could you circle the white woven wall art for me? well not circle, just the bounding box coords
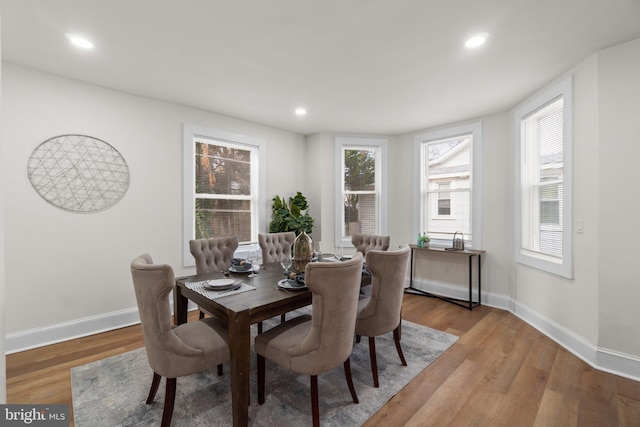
[27,134,130,213]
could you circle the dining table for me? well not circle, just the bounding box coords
[174,256,369,427]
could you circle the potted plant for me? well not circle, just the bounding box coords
[418,233,431,248]
[270,192,315,272]
[269,192,314,235]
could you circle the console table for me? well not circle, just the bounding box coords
[404,244,485,310]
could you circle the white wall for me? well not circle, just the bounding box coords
[0,15,7,401]
[1,63,305,338]
[513,54,601,348]
[393,112,514,302]
[392,38,640,378]
[598,37,640,357]
[306,132,399,254]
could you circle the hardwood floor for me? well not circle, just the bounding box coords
[6,295,640,426]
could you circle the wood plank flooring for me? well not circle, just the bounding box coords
[6,294,640,426]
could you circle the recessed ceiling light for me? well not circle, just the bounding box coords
[295,108,307,116]
[465,33,488,49]
[65,33,94,49]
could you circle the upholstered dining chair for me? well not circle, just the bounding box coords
[351,233,391,255]
[131,254,230,427]
[258,232,296,263]
[355,246,411,387]
[351,234,390,297]
[258,232,296,329]
[189,236,239,319]
[255,252,364,427]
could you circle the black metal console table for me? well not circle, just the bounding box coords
[404,244,485,310]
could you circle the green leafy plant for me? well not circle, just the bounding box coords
[418,233,431,248]
[269,192,314,235]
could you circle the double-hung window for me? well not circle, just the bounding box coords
[415,122,482,248]
[335,137,388,247]
[515,77,573,278]
[183,124,265,266]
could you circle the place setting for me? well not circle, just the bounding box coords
[229,257,255,274]
[277,255,308,291]
[203,278,242,292]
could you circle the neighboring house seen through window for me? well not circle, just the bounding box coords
[415,122,482,249]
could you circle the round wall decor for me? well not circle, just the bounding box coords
[27,134,130,213]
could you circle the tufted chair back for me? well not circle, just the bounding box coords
[258,232,296,263]
[351,234,390,255]
[189,237,239,274]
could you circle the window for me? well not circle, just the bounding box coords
[515,77,573,278]
[335,137,388,246]
[437,182,451,216]
[183,125,265,266]
[415,122,482,248]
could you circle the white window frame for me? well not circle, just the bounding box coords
[514,77,573,279]
[183,124,266,267]
[414,122,483,248]
[334,137,388,248]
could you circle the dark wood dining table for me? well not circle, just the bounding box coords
[174,257,371,427]
[173,261,312,427]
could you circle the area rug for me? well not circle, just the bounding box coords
[71,310,458,426]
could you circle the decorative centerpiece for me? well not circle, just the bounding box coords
[269,192,315,273]
[293,230,313,273]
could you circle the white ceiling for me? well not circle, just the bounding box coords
[2,0,640,135]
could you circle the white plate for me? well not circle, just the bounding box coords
[277,279,307,291]
[204,278,237,290]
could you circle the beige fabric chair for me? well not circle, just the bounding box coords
[258,232,296,328]
[189,236,239,274]
[131,254,230,427]
[352,234,390,297]
[189,236,239,319]
[351,233,391,255]
[255,253,364,427]
[258,232,296,263]
[355,246,411,387]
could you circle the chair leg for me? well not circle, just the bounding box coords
[199,310,205,320]
[281,313,286,323]
[258,321,263,334]
[310,375,319,427]
[343,358,359,404]
[257,354,266,404]
[368,336,379,388]
[217,363,223,376]
[393,326,408,366]
[146,372,162,404]
[161,378,177,427]
[356,334,361,343]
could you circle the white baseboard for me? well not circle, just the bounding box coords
[512,300,640,382]
[4,307,141,354]
[408,278,640,382]
[6,280,640,382]
[3,301,201,354]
